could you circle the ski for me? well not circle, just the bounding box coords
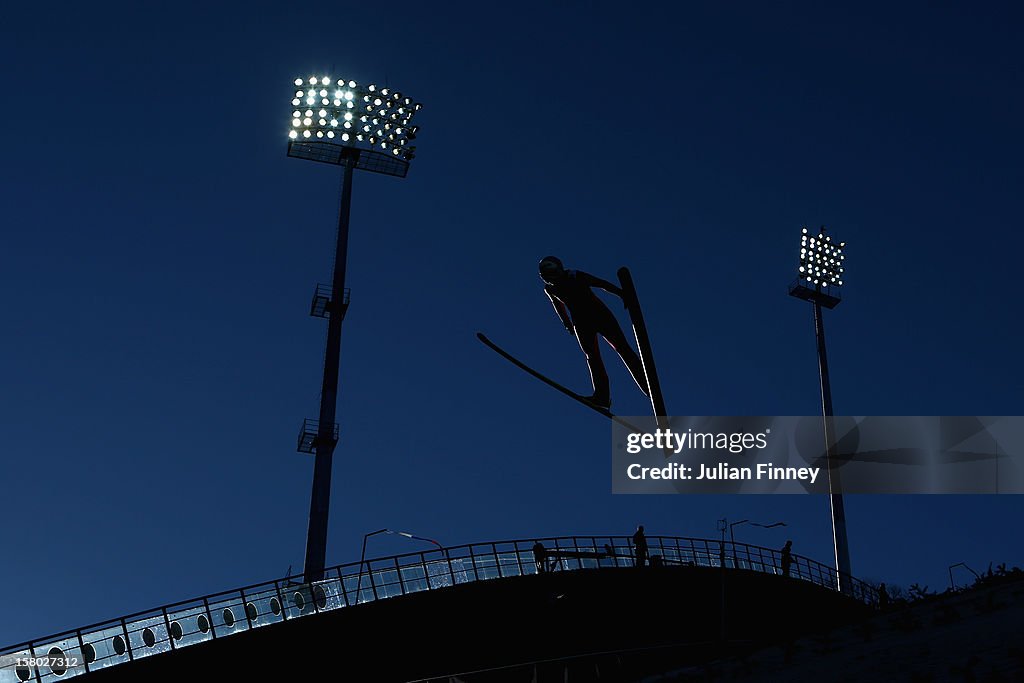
[477,332,643,433]
[617,267,671,435]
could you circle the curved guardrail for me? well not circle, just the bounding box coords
[0,535,877,681]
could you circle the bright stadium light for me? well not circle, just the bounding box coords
[788,225,853,594]
[286,73,423,585]
[286,74,423,165]
[791,226,845,309]
[798,228,845,288]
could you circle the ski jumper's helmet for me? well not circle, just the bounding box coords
[539,256,563,280]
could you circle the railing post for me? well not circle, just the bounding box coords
[418,553,429,590]
[119,619,135,661]
[395,557,406,595]
[240,588,256,628]
[514,541,526,576]
[493,544,503,578]
[336,569,351,608]
[76,630,91,674]
[161,607,175,650]
[445,548,457,587]
[307,584,318,615]
[202,598,217,639]
[367,562,380,601]
[468,545,480,581]
[274,580,289,619]
[29,642,42,683]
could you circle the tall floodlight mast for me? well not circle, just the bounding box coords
[787,226,852,592]
[286,74,423,583]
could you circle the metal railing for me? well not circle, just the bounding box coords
[0,535,876,681]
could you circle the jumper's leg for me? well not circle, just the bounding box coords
[600,323,650,398]
[575,326,610,406]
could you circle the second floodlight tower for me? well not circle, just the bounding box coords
[787,226,852,591]
[286,74,423,583]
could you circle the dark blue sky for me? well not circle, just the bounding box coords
[2,2,1022,645]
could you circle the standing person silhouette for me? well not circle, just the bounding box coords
[780,540,793,577]
[877,582,890,610]
[532,540,548,574]
[539,256,649,409]
[632,525,649,568]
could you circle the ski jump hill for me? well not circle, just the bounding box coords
[2,534,877,682]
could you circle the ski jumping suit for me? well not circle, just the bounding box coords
[543,269,649,405]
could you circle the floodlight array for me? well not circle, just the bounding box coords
[798,227,846,287]
[287,75,422,160]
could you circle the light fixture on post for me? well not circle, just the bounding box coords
[286,74,424,585]
[788,226,852,592]
[354,529,443,603]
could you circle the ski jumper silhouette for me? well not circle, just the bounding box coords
[539,256,649,408]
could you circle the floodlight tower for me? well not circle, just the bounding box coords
[286,74,423,584]
[787,226,852,592]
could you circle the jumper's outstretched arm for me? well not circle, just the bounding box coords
[544,287,574,332]
[577,270,623,297]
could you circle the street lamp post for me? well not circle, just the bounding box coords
[355,528,443,603]
[729,519,787,566]
[788,226,852,591]
[286,74,424,584]
[717,518,727,642]
[728,519,747,560]
[948,562,980,590]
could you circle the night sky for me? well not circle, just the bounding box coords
[2,2,1023,646]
